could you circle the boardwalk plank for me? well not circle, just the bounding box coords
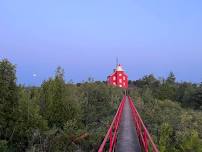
[115,97,141,152]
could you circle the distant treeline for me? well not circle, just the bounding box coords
[0,59,202,152]
[128,73,202,110]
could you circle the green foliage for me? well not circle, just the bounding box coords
[0,59,18,141]
[1,58,202,151]
[78,82,122,151]
[190,88,202,109]
[159,123,173,152]
[166,72,176,85]
[142,87,155,103]
[181,130,202,152]
[176,82,196,105]
[131,72,202,109]
[40,67,80,128]
[133,74,159,88]
[135,91,202,152]
[12,88,48,151]
[0,140,8,152]
[158,83,176,100]
[80,83,121,125]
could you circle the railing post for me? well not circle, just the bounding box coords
[110,129,112,146]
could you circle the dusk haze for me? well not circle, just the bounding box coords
[1,0,202,85]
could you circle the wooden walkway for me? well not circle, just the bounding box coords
[115,97,141,152]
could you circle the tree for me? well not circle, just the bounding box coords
[0,59,18,144]
[55,66,64,80]
[40,67,80,128]
[133,74,160,89]
[166,72,176,85]
[13,87,47,151]
[190,88,202,109]
[159,84,176,100]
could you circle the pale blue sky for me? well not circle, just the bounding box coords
[0,0,202,85]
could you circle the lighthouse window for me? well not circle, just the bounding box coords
[119,84,122,87]
[123,82,125,86]
[119,73,122,76]
[123,76,125,80]
[119,79,122,83]
[113,76,116,80]
[113,82,116,85]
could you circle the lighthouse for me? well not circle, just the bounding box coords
[107,64,128,89]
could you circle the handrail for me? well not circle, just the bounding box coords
[98,95,126,152]
[128,96,159,152]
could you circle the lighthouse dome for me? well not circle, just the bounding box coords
[116,64,124,71]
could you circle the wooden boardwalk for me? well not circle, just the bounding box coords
[115,97,141,152]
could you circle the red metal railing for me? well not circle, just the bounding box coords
[128,96,159,152]
[98,96,126,152]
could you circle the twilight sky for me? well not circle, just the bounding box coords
[0,0,202,85]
